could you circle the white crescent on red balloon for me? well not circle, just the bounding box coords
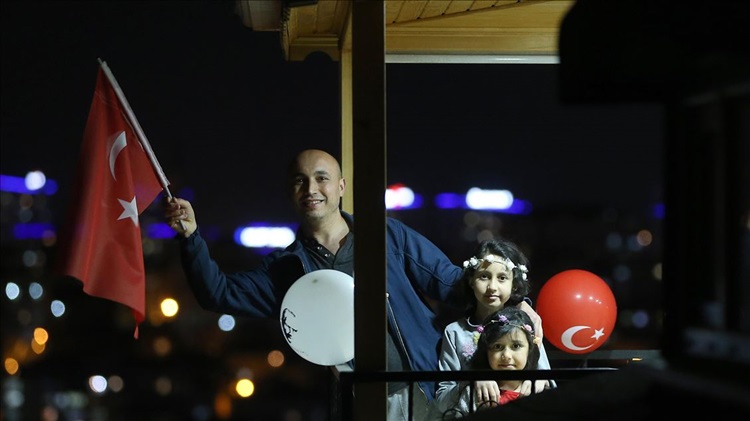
[560,325,606,352]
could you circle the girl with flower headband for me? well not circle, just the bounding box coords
[427,239,554,420]
[472,307,542,406]
[436,307,543,418]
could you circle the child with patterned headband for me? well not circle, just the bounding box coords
[472,307,543,404]
[426,239,554,420]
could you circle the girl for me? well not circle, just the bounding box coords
[436,307,543,419]
[427,239,553,420]
[472,306,542,407]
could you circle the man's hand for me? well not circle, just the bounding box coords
[516,300,544,340]
[163,197,197,238]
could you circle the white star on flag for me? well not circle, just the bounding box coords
[117,196,139,226]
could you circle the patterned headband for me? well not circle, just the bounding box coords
[462,255,529,280]
[477,313,542,346]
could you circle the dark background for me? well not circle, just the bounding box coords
[1,1,664,228]
[1,1,667,420]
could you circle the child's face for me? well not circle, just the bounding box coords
[486,328,530,371]
[471,255,514,315]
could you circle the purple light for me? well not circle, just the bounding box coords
[652,203,664,219]
[0,174,58,195]
[434,193,465,209]
[504,199,532,215]
[13,223,56,240]
[146,222,177,239]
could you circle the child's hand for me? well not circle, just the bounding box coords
[473,380,500,407]
[519,380,551,396]
[519,380,533,396]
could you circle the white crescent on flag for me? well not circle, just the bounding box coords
[108,131,127,180]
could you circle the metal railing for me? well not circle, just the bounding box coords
[330,349,662,420]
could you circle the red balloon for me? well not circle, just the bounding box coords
[536,269,617,354]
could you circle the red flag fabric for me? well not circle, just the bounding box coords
[59,66,163,337]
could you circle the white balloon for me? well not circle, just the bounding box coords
[280,269,354,366]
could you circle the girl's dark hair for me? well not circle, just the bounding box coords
[471,306,540,370]
[460,239,531,316]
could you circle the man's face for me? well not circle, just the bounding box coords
[288,151,345,222]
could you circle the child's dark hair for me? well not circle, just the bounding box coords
[460,239,531,316]
[471,306,540,370]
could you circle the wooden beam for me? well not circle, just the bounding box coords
[352,1,387,419]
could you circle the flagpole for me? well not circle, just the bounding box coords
[97,58,186,231]
[97,58,174,199]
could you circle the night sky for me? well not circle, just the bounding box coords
[2,0,665,235]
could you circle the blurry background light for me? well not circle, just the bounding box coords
[108,375,124,392]
[88,375,107,394]
[13,223,56,240]
[154,376,172,396]
[434,192,464,209]
[632,310,650,329]
[146,222,179,239]
[636,229,653,246]
[465,188,513,210]
[385,184,422,209]
[5,282,21,300]
[267,350,285,367]
[218,314,236,332]
[160,298,179,318]
[24,171,46,191]
[235,378,254,398]
[153,336,173,357]
[28,282,43,300]
[605,232,624,250]
[234,225,296,249]
[4,358,20,375]
[33,328,49,345]
[50,300,66,317]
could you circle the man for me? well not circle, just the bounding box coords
[164,149,541,420]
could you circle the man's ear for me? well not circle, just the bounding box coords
[339,177,346,196]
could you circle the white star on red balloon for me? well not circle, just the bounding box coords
[118,196,139,226]
[591,328,605,340]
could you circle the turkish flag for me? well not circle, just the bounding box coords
[59,66,164,338]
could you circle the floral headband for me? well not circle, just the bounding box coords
[477,314,542,346]
[462,254,528,280]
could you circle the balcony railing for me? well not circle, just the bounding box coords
[329,349,662,420]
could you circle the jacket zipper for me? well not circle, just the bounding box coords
[386,295,427,401]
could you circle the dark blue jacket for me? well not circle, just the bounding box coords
[179,211,464,400]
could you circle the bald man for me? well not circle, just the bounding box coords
[165,149,540,420]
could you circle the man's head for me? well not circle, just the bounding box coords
[287,149,346,222]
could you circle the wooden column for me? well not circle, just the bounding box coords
[352,0,387,420]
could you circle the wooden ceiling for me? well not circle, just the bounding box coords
[236,0,575,61]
